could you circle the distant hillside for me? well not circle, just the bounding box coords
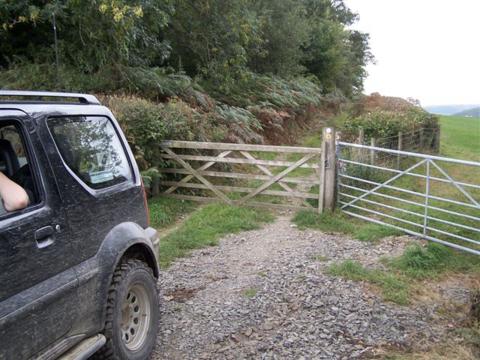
[424,104,479,115]
[454,107,480,118]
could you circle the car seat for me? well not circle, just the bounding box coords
[0,139,20,177]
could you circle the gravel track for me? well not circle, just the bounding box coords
[152,215,470,359]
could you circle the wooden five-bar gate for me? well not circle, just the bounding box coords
[158,128,336,212]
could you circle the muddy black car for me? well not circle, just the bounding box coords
[0,91,160,360]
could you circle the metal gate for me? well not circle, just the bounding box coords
[337,141,480,255]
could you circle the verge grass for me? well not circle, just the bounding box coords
[148,196,197,229]
[159,203,273,267]
[388,242,480,279]
[293,210,401,242]
[328,242,480,305]
[328,260,409,305]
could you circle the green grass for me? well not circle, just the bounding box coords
[439,115,480,160]
[389,242,480,279]
[282,127,323,177]
[328,260,409,305]
[159,203,274,267]
[329,242,480,305]
[295,132,323,148]
[250,151,278,161]
[243,288,258,298]
[293,210,401,242]
[148,196,196,229]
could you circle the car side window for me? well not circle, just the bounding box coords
[48,116,133,190]
[0,122,40,216]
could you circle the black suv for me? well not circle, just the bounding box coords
[0,91,160,360]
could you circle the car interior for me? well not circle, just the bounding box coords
[0,123,38,207]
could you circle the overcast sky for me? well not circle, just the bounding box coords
[344,0,480,106]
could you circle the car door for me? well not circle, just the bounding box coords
[0,112,79,360]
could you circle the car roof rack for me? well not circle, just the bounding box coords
[0,90,101,105]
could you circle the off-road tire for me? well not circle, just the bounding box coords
[94,259,159,360]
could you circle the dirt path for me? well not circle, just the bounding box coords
[152,216,474,359]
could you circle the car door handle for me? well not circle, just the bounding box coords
[35,226,55,248]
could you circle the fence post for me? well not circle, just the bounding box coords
[319,127,336,213]
[358,128,364,145]
[370,137,376,165]
[397,131,403,169]
[356,128,365,162]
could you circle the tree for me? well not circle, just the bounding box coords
[167,0,263,90]
[0,0,372,98]
[247,0,309,76]
[302,0,373,96]
[0,0,173,71]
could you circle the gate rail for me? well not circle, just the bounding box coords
[337,141,480,255]
[158,140,324,211]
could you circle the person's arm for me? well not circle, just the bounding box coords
[0,172,29,211]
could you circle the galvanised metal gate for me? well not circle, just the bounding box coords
[337,141,480,255]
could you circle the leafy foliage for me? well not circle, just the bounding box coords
[342,108,439,139]
[0,0,371,100]
[0,0,373,165]
[0,0,172,71]
[103,95,267,169]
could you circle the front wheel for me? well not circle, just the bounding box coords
[95,259,159,360]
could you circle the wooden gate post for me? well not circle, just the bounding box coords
[319,127,336,213]
[356,128,365,162]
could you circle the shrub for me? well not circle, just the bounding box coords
[104,96,216,168]
[342,108,439,140]
[103,95,269,170]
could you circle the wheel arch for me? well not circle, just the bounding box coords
[75,222,159,336]
[121,243,159,279]
[97,222,159,281]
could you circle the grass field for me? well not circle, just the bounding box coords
[439,115,480,161]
